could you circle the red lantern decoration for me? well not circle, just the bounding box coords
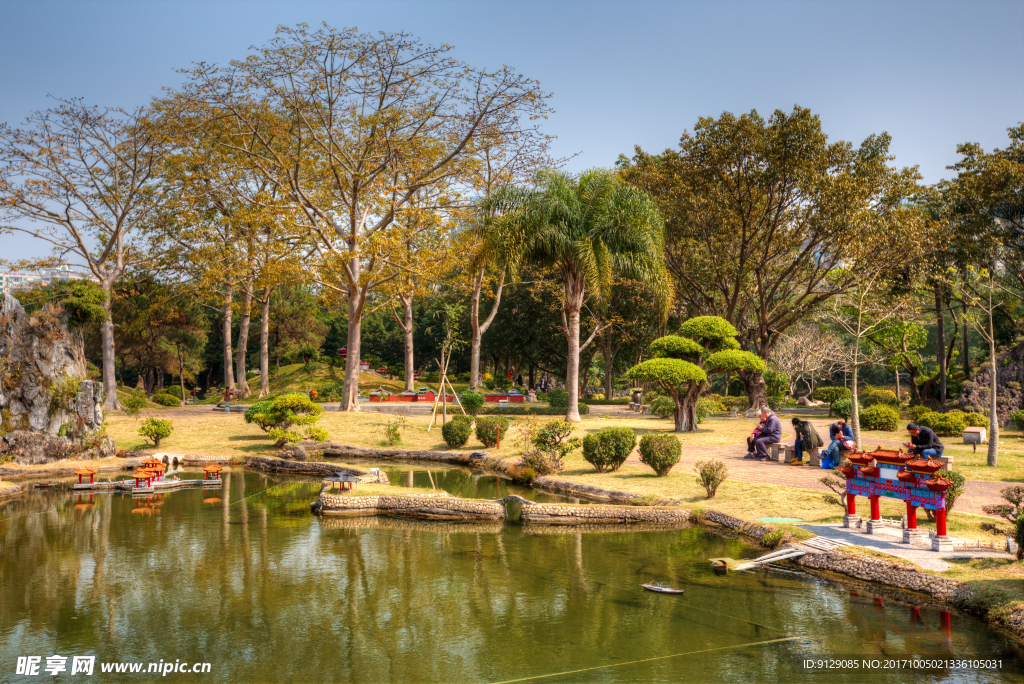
[338,347,347,358]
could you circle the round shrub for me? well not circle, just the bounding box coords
[860,388,899,407]
[121,391,147,418]
[1010,409,1024,431]
[859,404,900,431]
[918,411,967,437]
[962,412,989,428]
[650,396,674,419]
[813,386,851,404]
[244,393,325,443]
[475,416,511,448]
[138,417,173,447]
[831,398,852,421]
[906,405,935,423]
[582,427,636,473]
[164,385,183,399]
[460,391,485,416]
[441,417,472,448]
[547,388,569,408]
[638,434,681,477]
[151,393,179,407]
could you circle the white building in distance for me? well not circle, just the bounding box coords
[0,265,96,294]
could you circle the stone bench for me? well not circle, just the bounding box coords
[781,444,821,466]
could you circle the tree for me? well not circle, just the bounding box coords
[486,169,671,421]
[945,265,1003,466]
[0,100,163,410]
[770,325,843,397]
[175,24,552,411]
[627,316,765,432]
[865,319,928,403]
[622,106,924,408]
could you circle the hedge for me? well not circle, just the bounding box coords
[151,393,179,407]
[581,398,630,405]
[479,403,589,416]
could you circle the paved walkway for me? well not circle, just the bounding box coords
[799,524,1015,571]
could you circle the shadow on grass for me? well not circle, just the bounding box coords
[228,435,266,442]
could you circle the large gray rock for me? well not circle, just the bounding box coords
[960,343,1024,424]
[0,294,86,436]
[0,294,113,465]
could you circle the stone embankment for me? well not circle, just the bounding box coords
[0,482,23,499]
[519,501,690,525]
[313,491,505,521]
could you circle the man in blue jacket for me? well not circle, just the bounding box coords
[821,419,854,469]
[744,407,781,461]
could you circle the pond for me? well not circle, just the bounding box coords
[1,470,1021,683]
[357,461,582,502]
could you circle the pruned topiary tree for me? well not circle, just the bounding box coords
[626,316,765,432]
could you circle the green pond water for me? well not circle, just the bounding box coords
[1,470,1021,683]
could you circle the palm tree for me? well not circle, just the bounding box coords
[485,169,670,421]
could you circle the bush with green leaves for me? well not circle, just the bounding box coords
[961,412,989,428]
[859,404,900,431]
[1010,409,1024,431]
[547,388,569,408]
[813,386,851,405]
[460,391,485,416]
[151,393,179,407]
[721,396,748,411]
[480,404,589,416]
[831,398,852,421]
[860,388,899,407]
[944,470,967,512]
[138,417,173,447]
[442,415,473,448]
[121,391,147,419]
[694,459,728,498]
[475,416,511,448]
[638,434,681,476]
[917,411,967,437]
[906,405,935,423]
[163,385,183,399]
[582,427,636,473]
[650,395,675,419]
[695,396,723,422]
[244,393,325,444]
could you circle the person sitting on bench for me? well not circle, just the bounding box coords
[789,418,823,466]
[822,419,854,469]
[904,423,944,459]
[744,407,781,460]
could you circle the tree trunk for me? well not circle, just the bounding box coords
[400,293,415,392]
[987,282,999,467]
[99,281,120,411]
[739,370,767,410]
[894,367,901,404]
[223,285,235,391]
[340,280,366,412]
[850,364,862,447]
[906,365,921,403]
[674,383,703,432]
[235,280,253,399]
[935,286,946,403]
[564,275,585,422]
[259,286,271,398]
[603,332,615,399]
[469,268,503,391]
[178,348,186,407]
[962,299,970,377]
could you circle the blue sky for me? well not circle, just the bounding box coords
[2,0,1022,261]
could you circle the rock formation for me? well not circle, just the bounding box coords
[959,343,1024,425]
[0,294,113,464]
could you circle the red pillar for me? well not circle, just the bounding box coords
[869,495,880,521]
[910,606,922,624]
[78,474,83,485]
[846,493,856,515]
[940,611,951,633]
[935,506,947,537]
[906,501,917,529]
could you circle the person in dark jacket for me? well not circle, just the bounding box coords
[821,419,854,469]
[789,418,824,466]
[905,423,944,459]
[744,407,781,460]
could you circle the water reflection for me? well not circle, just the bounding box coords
[0,471,1020,683]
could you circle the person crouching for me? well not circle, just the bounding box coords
[905,423,944,459]
[789,418,824,466]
